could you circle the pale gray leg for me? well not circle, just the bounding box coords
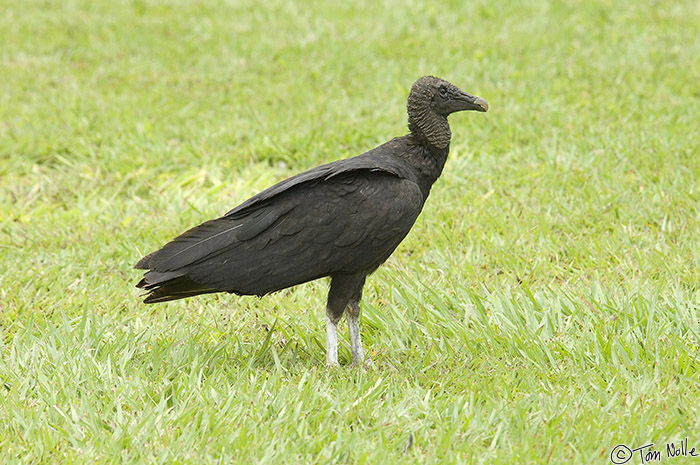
[326,273,366,367]
[346,301,364,366]
[326,313,340,367]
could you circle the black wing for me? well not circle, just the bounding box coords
[136,167,424,303]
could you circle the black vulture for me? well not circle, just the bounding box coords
[135,76,488,366]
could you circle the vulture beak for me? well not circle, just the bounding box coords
[450,89,489,112]
[455,91,489,112]
[472,96,489,112]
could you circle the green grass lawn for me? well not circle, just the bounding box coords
[2,0,700,463]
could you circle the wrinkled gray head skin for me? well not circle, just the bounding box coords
[407,76,488,149]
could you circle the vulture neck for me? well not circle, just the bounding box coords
[407,106,451,151]
[406,104,452,196]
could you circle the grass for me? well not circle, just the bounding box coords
[1,0,699,463]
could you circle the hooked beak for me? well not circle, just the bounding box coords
[455,91,489,112]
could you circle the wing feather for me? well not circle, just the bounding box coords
[136,164,424,301]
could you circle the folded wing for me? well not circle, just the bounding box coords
[136,169,424,303]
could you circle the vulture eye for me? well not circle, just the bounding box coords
[439,85,448,97]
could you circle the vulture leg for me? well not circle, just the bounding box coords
[325,314,339,367]
[326,273,366,367]
[346,298,364,366]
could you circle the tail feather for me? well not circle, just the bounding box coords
[137,273,220,304]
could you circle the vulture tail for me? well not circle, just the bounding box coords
[137,273,219,304]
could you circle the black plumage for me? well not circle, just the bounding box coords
[135,76,488,366]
